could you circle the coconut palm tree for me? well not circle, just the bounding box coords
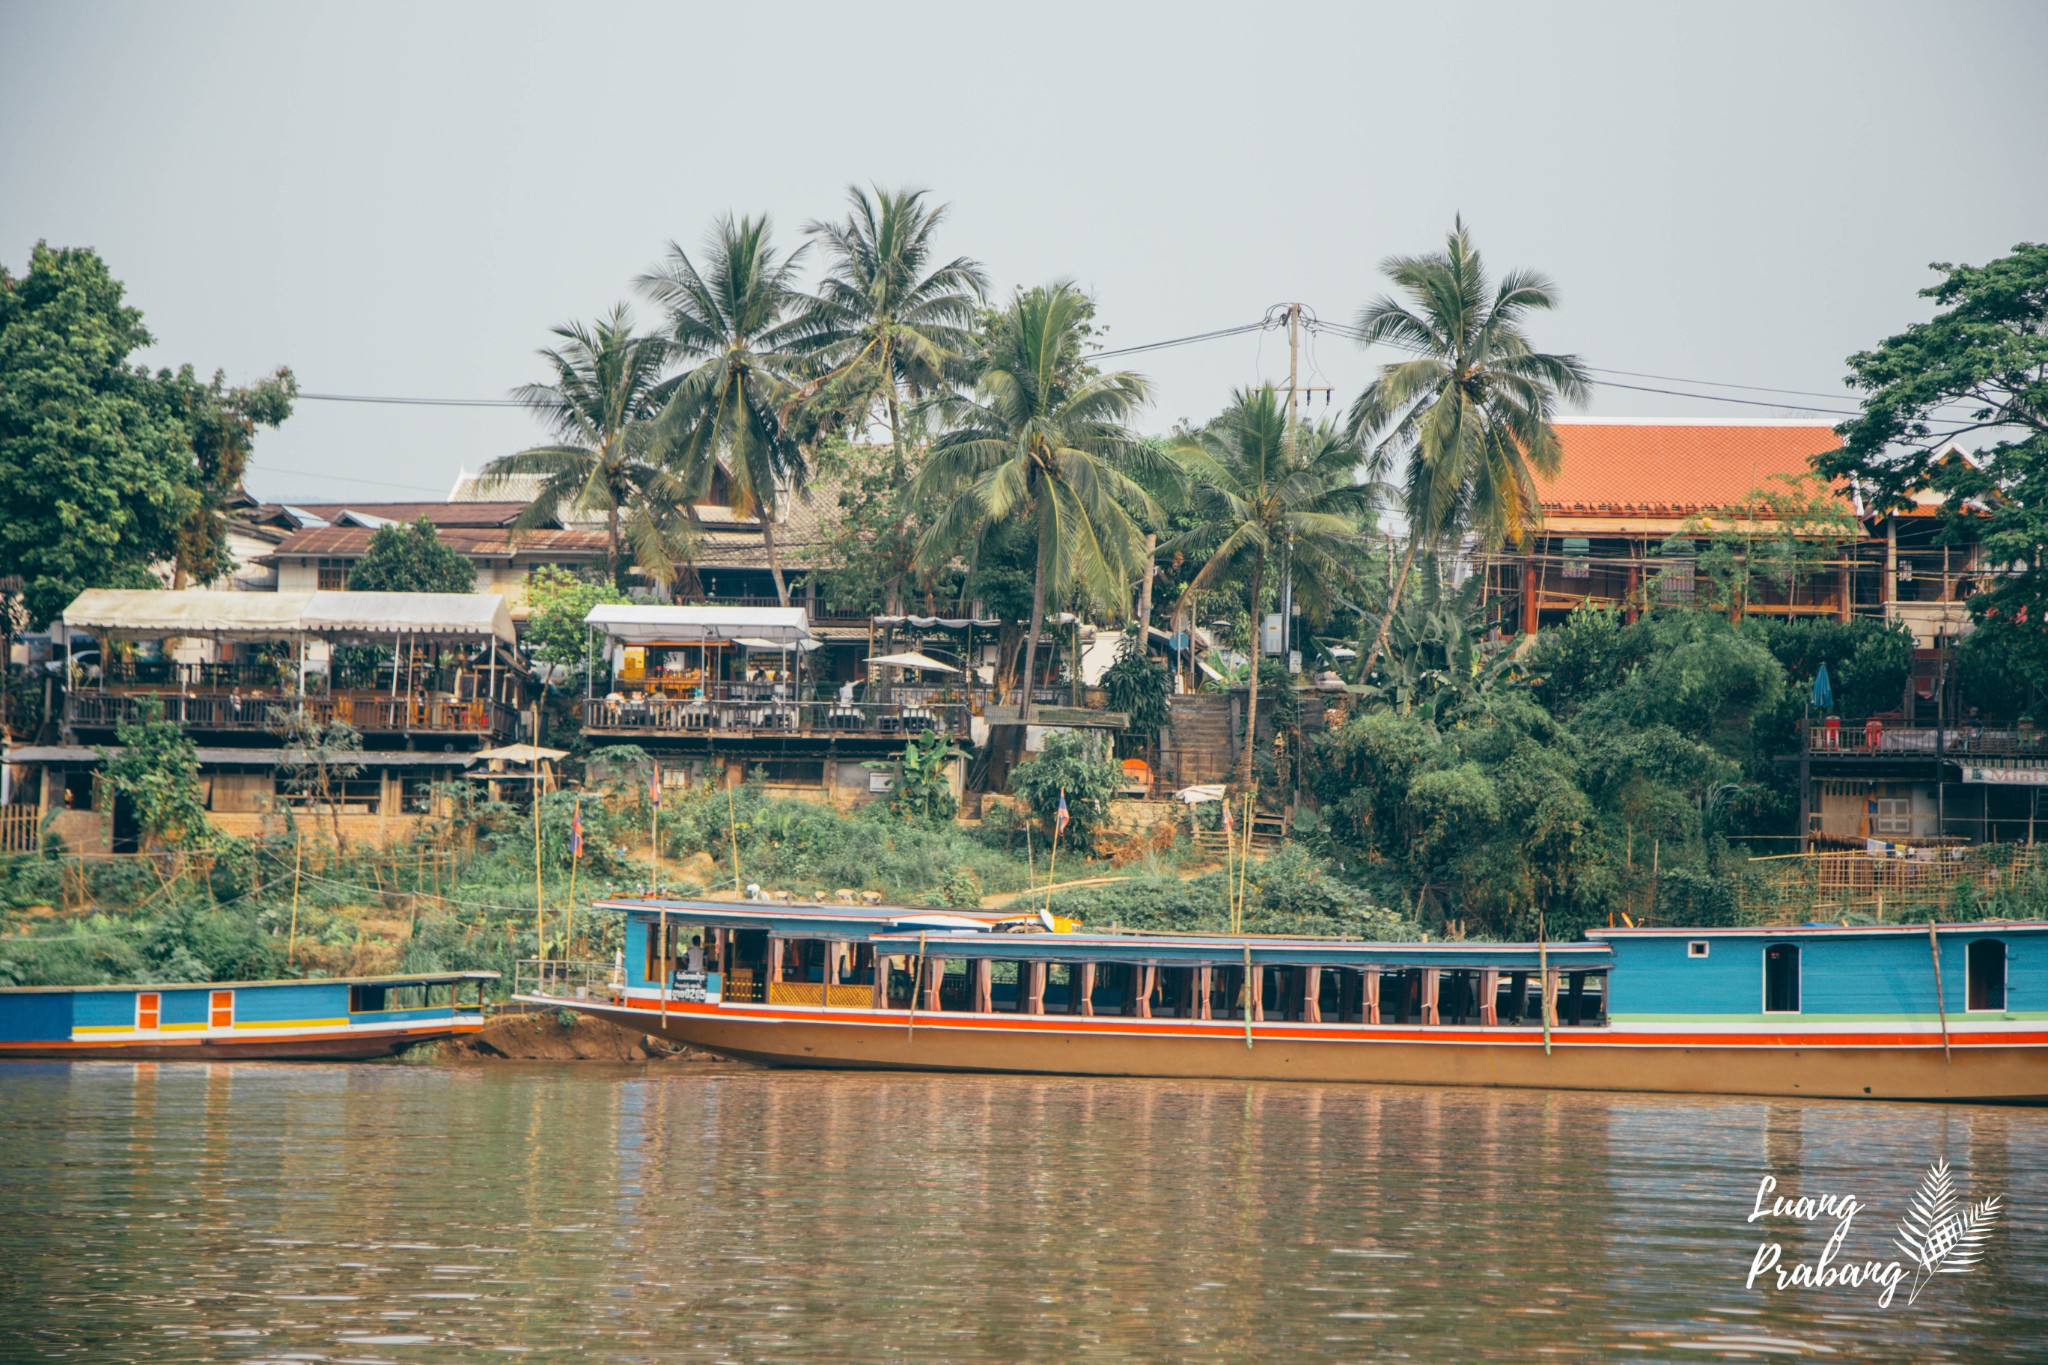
[1167,387,1374,786]
[479,305,697,590]
[1345,217,1589,683]
[639,215,814,605]
[802,185,988,477]
[912,283,1159,723]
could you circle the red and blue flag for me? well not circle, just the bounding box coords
[569,798,584,859]
[650,761,662,808]
[1055,792,1070,838]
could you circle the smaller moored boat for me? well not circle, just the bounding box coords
[0,971,496,1061]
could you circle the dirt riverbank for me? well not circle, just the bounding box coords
[436,1010,709,1064]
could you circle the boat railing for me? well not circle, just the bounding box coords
[513,958,620,1001]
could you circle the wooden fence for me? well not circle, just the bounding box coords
[0,805,39,854]
[1740,846,2042,923]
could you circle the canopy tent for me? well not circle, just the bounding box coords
[63,590,315,640]
[60,589,516,647]
[733,636,820,653]
[584,604,814,647]
[471,744,569,764]
[865,651,960,674]
[301,592,516,646]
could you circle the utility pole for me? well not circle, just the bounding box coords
[1279,305,1301,662]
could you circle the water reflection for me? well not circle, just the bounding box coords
[0,1063,2041,1361]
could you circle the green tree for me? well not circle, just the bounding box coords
[96,697,207,847]
[1008,729,1123,854]
[346,517,476,593]
[1345,218,1589,683]
[1167,387,1372,785]
[865,728,961,823]
[479,306,696,591]
[802,185,988,480]
[269,706,365,847]
[0,244,200,624]
[522,566,629,685]
[165,364,296,587]
[1664,473,1860,623]
[1100,625,1170,758]
[640,215,814,605]
[1818,240,2048,694]
[913,283,1159,723]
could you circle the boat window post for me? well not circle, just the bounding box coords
[1420,967,1441,1025]
[1362,968,1380,1024]
[1076,961,1097,1017]
[1301,965,1322,1024]
[1194,965,1213,1020]
[1479,968,1501,1026]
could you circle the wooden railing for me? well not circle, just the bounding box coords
[584,688,969,739]
[68,691,517,737]
[1806,723,2045,757]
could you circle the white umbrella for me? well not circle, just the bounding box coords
[865,650,960,674]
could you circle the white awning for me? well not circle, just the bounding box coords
[63,590,316,639]
[301,592,516,645]
[866,651,960,674]
[585,604,814,646]
[60,589,516,646]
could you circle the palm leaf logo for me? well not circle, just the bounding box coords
[1894,1159,2004,1305]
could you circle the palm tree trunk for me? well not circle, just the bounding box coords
[1237,557,1265,789]
[1359,534,1422,687]
[761,517,790,607]
[1135,533,1157,627]
[606,505,623,592]
[1018,550,1048,726]
[885,385,907,483]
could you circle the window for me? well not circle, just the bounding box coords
[1562,537,1591,580]
[1658,556,1696,604]
[317,558,350,591]
[1873,799,1912,836]
[1967,939,2007,1012]
[1687,941,1710,959]
[1763,943,1801,1013]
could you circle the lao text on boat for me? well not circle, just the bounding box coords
[518,899,2046,1103]
[0,971,496,1060]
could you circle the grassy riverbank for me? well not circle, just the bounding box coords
[0,782,1398,991]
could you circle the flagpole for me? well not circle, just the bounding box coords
[650,762,661,898]
[533,769,545,966]
[1221,799,1235,934]
[1044,787,1066,915]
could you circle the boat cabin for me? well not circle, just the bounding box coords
[607,900,1616,1027]
[1592,922,2040,1021]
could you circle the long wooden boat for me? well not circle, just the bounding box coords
[522,900,2048,1103]
[0,971,495,1060]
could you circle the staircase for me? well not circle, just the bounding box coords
[1157,694,1235,791]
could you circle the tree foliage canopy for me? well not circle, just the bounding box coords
[346,517,476,593]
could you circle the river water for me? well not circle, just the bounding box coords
[1,1062,2043,1362]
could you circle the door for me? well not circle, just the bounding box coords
[136,992,160,1031]
[209,990,234,1030]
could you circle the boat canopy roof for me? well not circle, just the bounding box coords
[1589,921,2048,941]
[598,898,1610,969]
[0,969,499,995]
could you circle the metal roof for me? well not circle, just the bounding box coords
[4,745,479,769]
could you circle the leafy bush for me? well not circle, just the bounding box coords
[1009,731,1122,853]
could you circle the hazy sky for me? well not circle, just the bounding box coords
[5,1,2044,504]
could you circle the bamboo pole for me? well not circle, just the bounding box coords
[533,767,545,965]
[1538,909,1552,1058]
[1242,941,1254,1049]
[1929,920,1951,1064]
[727,779,742,895]
[286,835,303,965]
[1234,790,1255,932]
[907,931,925,1042]
[566,796,580,960]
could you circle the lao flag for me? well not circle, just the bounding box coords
[1055,792,1070,837]
[570,798,584,859]
[650,761,662,808]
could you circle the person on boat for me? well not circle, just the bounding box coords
[686,935,704,974]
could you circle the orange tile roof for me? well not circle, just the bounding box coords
[1537,420,1845,516]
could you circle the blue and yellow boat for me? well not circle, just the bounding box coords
[0,971,495,1060]
[523,899,2048,1103]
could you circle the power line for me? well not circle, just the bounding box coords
[299,392,528,408]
